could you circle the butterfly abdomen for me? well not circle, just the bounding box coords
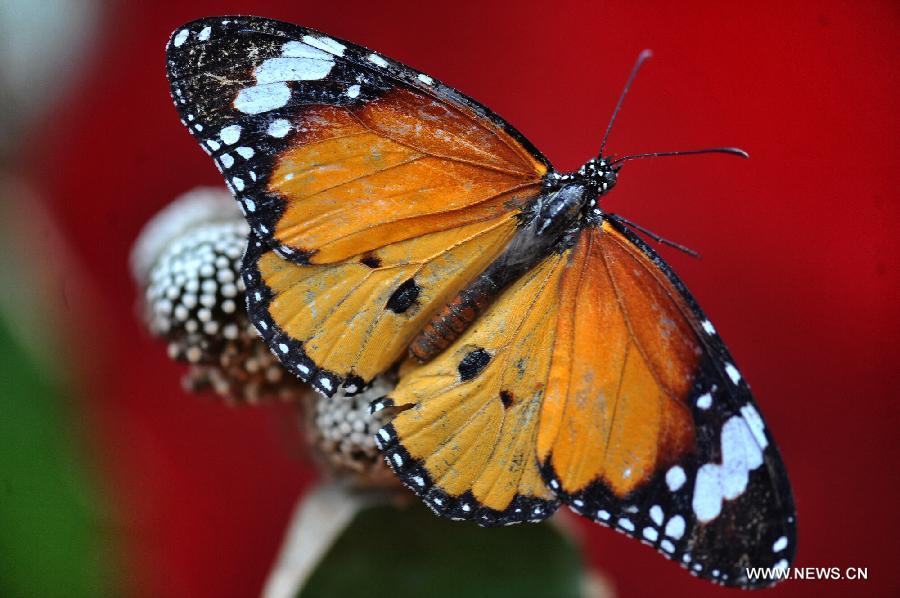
[410,276,499,361]
[410,182,590,362]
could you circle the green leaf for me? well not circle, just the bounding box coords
[300,500,585,598]
[0,308,120,597]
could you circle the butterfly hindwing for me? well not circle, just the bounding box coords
[536,220,796,587]
[242,212,519,394]
[372,251,572,525]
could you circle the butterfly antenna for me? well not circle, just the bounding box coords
[615,215,700,258]
[611,147,749,165]
[599,49,653,158]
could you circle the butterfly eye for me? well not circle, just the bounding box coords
[602,169,617,188]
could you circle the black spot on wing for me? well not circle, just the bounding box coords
[385,278,420,313]
[458,348,491,381]
[360,254,382,268]
[499,390,514,408]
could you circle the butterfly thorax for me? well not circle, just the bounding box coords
[410,175,599,362]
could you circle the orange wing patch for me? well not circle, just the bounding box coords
[247,213,519,390]
[537,223,700,497]
[375,251,570,525]
[268,89,546,263]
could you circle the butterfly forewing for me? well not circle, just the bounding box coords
[165,16,548,263]
[536,220,796,587]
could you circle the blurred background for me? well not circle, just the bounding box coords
[0,1,897,596]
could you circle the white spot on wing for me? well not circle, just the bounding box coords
[701,319,716,335]
[301,35,346,56]
[692,464,722,521]
[740,404,769,449]
[346,84,360,98]
[725,362,742,384]
[172,29,189,47]
[417,73,434,85]
[235,146,255,159]
[666,465,687,491]
[665,515,686,539]
[220,125,241,145]
[650,505,664,526]
[696,392,713,410]
[255,55,333,83]
[367,53,389,67]
[691,415,764,522]
[235,82,292,114]
[198,26,211,41]
[234,42,335,115]
[773,535,788,552]
[281,41,331,59]
[267,118,291,138]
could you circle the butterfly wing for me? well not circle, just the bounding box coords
[166,17,549,394]
[536,219,796,587]
[373,250,572,525]
[166,16,548,263]
[242,213,518,394]
[376,218,795,583]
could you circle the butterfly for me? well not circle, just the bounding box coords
[166,16,796,587]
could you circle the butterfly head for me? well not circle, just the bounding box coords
[578,157,619,197]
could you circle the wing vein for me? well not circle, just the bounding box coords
[596,231,677,400]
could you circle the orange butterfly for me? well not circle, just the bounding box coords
[167,16,796,587]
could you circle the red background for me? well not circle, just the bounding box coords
[28,1,898,596]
